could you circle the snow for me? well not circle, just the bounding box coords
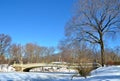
[0,65,120,81]
[30,67,76,72]
[0,64,15,72]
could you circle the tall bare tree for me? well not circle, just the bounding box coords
[0,34,11,63]
[65,0,120,66]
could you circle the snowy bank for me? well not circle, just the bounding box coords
[0,66,120,81]
[77,66,120,81]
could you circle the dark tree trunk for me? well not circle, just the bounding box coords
[101,41,105,67]
[100,33,105,67]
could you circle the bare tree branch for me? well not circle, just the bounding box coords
[65,0,120,66]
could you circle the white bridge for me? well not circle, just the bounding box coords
[12,62,101,72]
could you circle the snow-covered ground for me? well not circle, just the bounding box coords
[0,64,15,72]
[0,65,120,81]
[78,66,120,81]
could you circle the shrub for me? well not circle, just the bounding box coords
[71,66,93,80]
[106,61,114,65]
[77,67,92,78]
[113,62,120,65]
[106,61,120,65]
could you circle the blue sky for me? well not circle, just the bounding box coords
[0,0,74,47]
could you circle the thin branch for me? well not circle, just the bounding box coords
[85,31,99,41]
[83,38,99,44]
[102,12,119,31]
[83,11,92,24]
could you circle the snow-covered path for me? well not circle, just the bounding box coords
[0,66,120,81]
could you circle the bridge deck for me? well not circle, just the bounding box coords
[12,63,101,72]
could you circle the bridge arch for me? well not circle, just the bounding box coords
[23,66,55,72]
[23,66,43,72]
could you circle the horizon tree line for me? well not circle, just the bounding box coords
[0,33,120,66]
[0,0,120,66]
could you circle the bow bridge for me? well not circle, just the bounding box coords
[12,63,68,72]
[12,62,101,72]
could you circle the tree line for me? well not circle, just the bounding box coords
[0,32,120,65]
[0,34,57,64]
[0,0,120,67]
[59,40,120,65]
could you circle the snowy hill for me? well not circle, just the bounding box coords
[0,66,120,81]
[77,66,120,81]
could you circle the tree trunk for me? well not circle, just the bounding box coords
[100,34,105,67]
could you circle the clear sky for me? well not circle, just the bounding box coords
[0,0,74,47]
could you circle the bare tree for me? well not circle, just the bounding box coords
[9,44,23,64]
[25,43,37,63]
[24,43,49,63]
[0,34,11,63]
[33,44,42,63]
[45,47,55,63]
[58,40,94,63]
[65,0,120,66]
[105,47,120,64]
[58,40,76,63]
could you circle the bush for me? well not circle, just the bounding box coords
[71,66,93,80]
[106,61,114,65]
[113,62,120,65]
[106,61,120,65]
[77,67,92,78]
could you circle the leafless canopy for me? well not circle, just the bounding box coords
[65,0,120,66]
[0,34,11,55]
